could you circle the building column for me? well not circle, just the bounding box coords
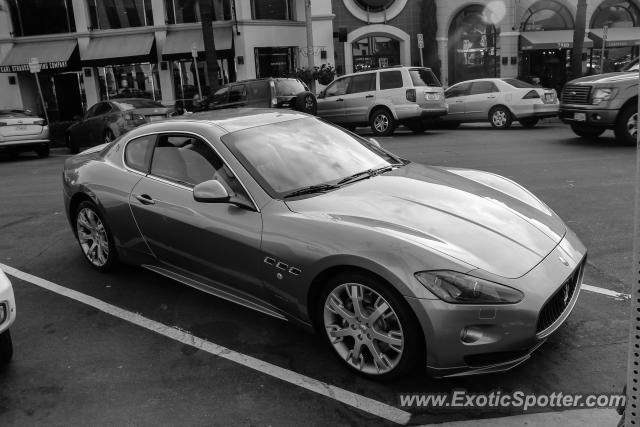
[500,32,520,79]
[436,37,448,86]
[83,67,101,107]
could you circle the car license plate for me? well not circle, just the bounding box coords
[15,124,27,130]
[425,93,438,101]
[574,112,586,122]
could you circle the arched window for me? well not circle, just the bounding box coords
[448,5,499,84]
[353,0,395,13]
[352,35,401,71]
[591,0,640,28]
[522,0,574,31]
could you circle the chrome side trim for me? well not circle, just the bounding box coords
[141,264,287,321]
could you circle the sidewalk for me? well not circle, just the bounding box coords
[423,408,620,426]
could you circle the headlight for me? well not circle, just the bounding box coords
[0,302,6,323]
[415,271,524,304]
[591,88,618,105]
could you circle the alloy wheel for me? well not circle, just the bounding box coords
[492,110,507,127]
[627,112,638,141]
[304,94,314,111]
[373,114,389,133]
[323,282,404,375]
[76,207,110,267]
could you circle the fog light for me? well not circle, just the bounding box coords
[592,114,602,121]
[460,326,484,344]
[0,303,6,324]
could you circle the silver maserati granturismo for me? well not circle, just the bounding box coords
[62,109,586,380]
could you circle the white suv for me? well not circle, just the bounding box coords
[316,66,447,136]
[0,268,15,365]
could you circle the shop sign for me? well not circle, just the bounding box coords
[558,42,572,48]
[0,60,68,73]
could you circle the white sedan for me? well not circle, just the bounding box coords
[440,78,559,129]
[0,268,15,365]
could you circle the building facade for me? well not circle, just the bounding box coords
[0,0,335,120]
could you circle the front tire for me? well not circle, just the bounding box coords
[294,91,317,115]
[75,201,117,272]
[489,106,513,129]
[0,330,13,365]
[370,108,396,136]
[571,124,605,139]
[317,272,423,380]
[614,104,638,145]
[35,145,50,158]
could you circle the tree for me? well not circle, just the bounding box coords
[198,0,219,95]
[571,0,587,78]
[420,0,441,80]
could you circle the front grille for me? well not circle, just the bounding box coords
[561,85,591,104]
[536,260,584,333]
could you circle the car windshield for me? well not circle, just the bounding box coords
[502,79,536,88]
[275,79,307,96]
[222,117,398,197]
[112,99,165,110]
[409,69,441,87]
[0,109,34,117]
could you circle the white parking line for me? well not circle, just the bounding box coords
[0,263,412,425]
[581,283,630,300]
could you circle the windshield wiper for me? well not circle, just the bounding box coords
[337,164,402,186]
[283,183,339,199]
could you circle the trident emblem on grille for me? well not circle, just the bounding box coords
[563,283,571,306]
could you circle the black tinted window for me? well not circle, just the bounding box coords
[379,71,403,90]
[93,103,112,115]
[275,79,307,96]
[208,87,229,107]
[470,81,499,95]
[228,85,247,103]
[348,73,376,94]
[445,83,471,98]
[125,135,155,173]
[409,69,440,87]
[248,81,271,100]
[502,79,536,88]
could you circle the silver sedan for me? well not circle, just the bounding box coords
[441,78,559,129]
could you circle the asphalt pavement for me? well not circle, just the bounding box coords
[0,120,633,426]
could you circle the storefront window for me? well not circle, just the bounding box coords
[8,0,75,36]
[521,0,574,31]
[172,59,231,109]
[251,0,294,20]
[448,5,500,85]
[591,0,640,28]
[254,47,296,78]
[353,0,395,13]
[165,0,231,24]
[98,64,161,101]
[352,36,401,71]
[87,0,153,30]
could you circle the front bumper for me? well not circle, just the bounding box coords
[558,106,618,127]
[0,269,16,334]
[408,228,587,377]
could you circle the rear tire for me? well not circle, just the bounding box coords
[519,118,539,128]
[614,103,638,145]
[370,108,396,136]
[406,119,427,133]
[35,145,50,158]
[294,91,317,115]
[75,200,118,272]
[0,330,13,365]
[571,124,605,139]
[489,106,513,129]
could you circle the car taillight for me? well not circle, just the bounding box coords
[271,96,277,106]
[34,119,45,125]
[125,113,145,121]
[523,90,540,99]
[406,89,416,102]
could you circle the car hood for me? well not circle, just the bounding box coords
[568,72,638,85]
[285,163,566,279]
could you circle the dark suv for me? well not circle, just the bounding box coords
[203,78,317,115]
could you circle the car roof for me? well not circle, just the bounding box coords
[166,108,310,134]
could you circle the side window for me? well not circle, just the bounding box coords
[247,81,270,101]
[150,135,252,205]
[94,103,112,116]
[445,83,471,98]
[125,135,156,173]
[470,81,499,95]
[347,73,376,94]
[85,104,99,118]
[325,77,351,97]
[228,85,247,103]
[209,87,229,106]
[379,71,403,90]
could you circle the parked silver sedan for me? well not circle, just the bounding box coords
[63,109,586,380]
[0,108,50,157]
[441,78,559,129]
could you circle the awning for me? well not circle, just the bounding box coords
[588,27,640,49]
[0,39,79,73]
[82,33,156,67]
[520,30,593,50]
[162,28,233,61]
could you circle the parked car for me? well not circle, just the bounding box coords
[0,268,16,365]
[0,108,50,157]
[559,71,638,144]
[203,77,317,115]
[439,78,559,129]
[66,98,176,153]
[63,109,586,380]
[316,66,447,136]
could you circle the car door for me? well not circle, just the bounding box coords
[465,81,500,121]
[342,72,376,124]
[87,102,113,144]
[71,104,99,143]
[316,76,351,122]
[128,133,264,298]
[443,82,471,121]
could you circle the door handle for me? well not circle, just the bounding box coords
[336,98,344,102]
[365,94,374,98]
[487,96,496,99]
[455,100,464,103]
[135,194,155,205]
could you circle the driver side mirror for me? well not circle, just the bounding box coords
[368,138,381,148]
[193,179,229,203]
[318,89,326,99]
